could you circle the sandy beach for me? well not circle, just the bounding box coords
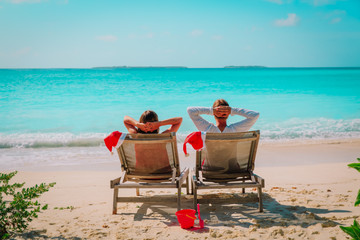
[2,0,360,239]
[3,139,358,239]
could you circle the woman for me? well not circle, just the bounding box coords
[124,110,182,134]
[123,110,182,173]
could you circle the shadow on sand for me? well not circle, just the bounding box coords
[117,192,349,231]
[13,230,82,240]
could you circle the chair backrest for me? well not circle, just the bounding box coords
[116,132,180,176]
[199,131,260,177]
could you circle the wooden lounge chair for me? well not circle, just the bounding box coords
[191,130,265,212]
[110,132,189,214]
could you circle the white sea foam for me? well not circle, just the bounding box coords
[259,118,360,142]
[0,132,107,149]
[0,118,359,149]
[1,118,359,171]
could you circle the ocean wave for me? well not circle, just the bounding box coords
[0,132,106,149]
[259,118,360,142]
[0,118,359,149]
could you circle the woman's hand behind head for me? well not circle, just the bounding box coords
[145,121,160,132]
[136,122,151,132]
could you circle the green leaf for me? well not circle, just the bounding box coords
[353,220,360,238]
[348,163,360,172]
[1,233,10,239]
[351,224,360,240]
[341,220,360,240]
[355,190,360,207]
[354,220,360,229]
[357,158,360,162]
[340,225,357,238]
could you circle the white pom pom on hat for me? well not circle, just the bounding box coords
[104,131,127,154]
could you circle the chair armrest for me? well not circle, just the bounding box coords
[192,170,204,185]
[110,171,126,188]
[199,170,204,182]
[253,173,265,188]
[171,168,176,183]
[176,167,189,186]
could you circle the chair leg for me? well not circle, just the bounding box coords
[258,187,263,212]
[190,174,194,195]
[136,188,140,196]
[112,188,118,214]
[193,181,197,211]
[242,179,245,194]
[177,187,181,211]
[186,176,189,195]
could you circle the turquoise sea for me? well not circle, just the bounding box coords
[1,68,359,169]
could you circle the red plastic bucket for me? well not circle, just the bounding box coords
[175,209,196,229]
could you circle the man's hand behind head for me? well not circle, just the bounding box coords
[213,106,231,119]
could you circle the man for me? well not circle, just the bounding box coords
[187,99,259,133]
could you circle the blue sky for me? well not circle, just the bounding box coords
[0,0,359,68]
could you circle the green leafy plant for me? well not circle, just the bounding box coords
[0,171,56,239]
[340,158,360,240]
[340,220,360,240]
[348,158,360,207]
[355,190,360,208]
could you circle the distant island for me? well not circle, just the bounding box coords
[92,66,188,69]
[224,66,267,68]
[92,65,269,69]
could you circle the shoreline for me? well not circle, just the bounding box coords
[0,139,360,172]
[1,131,359,149]
[2,138,359,172]
[259,137,360,147]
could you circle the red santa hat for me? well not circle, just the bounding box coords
[104,131,127,154]
[183,131,206,157]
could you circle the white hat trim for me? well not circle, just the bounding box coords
[115,133,127,149]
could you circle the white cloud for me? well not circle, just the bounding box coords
[274,13,300,27]
[212,35,223,41]
[145,33,154,39]
[266,0,283,4]
[302,0,343,6]
[9,0,42,3]
[325,10,346,24]
[96,35,117,42]
[265,0,293,4]
[331,17,342,24]
[190,29,203,37]
[313,0,335,6]
[243,45,253,51]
